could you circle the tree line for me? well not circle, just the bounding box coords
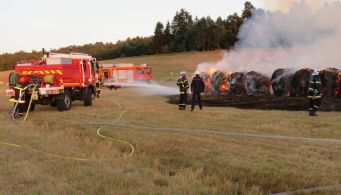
[0,1,254,71]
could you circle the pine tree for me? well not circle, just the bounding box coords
[163,21,173,52]
[153,22,164,53]
[242,1,255,19]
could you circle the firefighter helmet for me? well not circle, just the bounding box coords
[312,70,320,76]
[180,71,186,75]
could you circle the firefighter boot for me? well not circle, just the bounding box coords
[309,109,315,116]
[312,110,318,116]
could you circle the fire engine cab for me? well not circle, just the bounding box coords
[99,63,152,89]
[6,52,100,113]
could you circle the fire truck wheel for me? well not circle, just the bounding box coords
[57,92,72,111]
[84,88,93,107]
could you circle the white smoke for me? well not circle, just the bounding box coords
[261,0,337,12]
[112,81,179,96]
[198,0,341,77]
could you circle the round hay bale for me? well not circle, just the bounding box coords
[291,68,314,97]
[271,69,294,97]
[228,72,247,95]
[245,71,271,96]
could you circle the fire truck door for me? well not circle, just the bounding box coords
[82,60,91,86]
[112,69,118,83]
[118,70,127,81]
[89,59,95,84]
[126,70,134,83]
[116,69,134,83]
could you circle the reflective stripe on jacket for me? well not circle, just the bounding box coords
[177,76,189,94]
[308,74,322,99]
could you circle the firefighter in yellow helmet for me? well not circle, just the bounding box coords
[177,71,189,110]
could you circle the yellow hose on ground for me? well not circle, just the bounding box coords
[23,85,37,122]
[2,97,133,161]
[96,110,135,158]
[0,141,22,148]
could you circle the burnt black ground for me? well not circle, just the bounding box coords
[167,94,341,111]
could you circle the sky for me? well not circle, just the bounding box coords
[0,0,264,54]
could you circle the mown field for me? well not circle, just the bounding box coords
[1,51,341,194]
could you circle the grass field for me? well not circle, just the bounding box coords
[1,51,341,194]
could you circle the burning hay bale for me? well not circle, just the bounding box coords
[271,69,294,97]
[321,68,338,96]
[228,72,247,95]
[291,68,314,97]
[196,66,341,98]
[245,71,271,96]
[210,71,229,94]
[334,71,341,97]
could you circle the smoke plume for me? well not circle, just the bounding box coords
[261,0,336,11]
[197,0,341,76]
[108,81,179,96]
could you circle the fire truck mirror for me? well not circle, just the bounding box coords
[95,61,99,73]
[90,60,95,73]
[82,60,87,71]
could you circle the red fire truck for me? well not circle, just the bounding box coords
[6,52,100,114]
[99,63,152,89]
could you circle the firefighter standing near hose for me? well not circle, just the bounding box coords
[177,71,189,110]
[308,69,323,116]
[191,71,205,111]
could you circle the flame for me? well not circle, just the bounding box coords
[219,79,229,94]
[208,68,216,75]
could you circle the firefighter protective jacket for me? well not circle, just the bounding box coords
[308,73,323,99]
[191,75,205,94]
[177,76,189,94]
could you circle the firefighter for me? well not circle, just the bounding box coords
[177,71,189,110]
[191,71,205,111]
[307,70,323,116]
[95,77,102,98]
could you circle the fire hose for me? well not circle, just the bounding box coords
[11,84,38,122]
[11,85,27,121]
[23,84,37,122]
[2,95,341,193]
[1,98,133,162]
